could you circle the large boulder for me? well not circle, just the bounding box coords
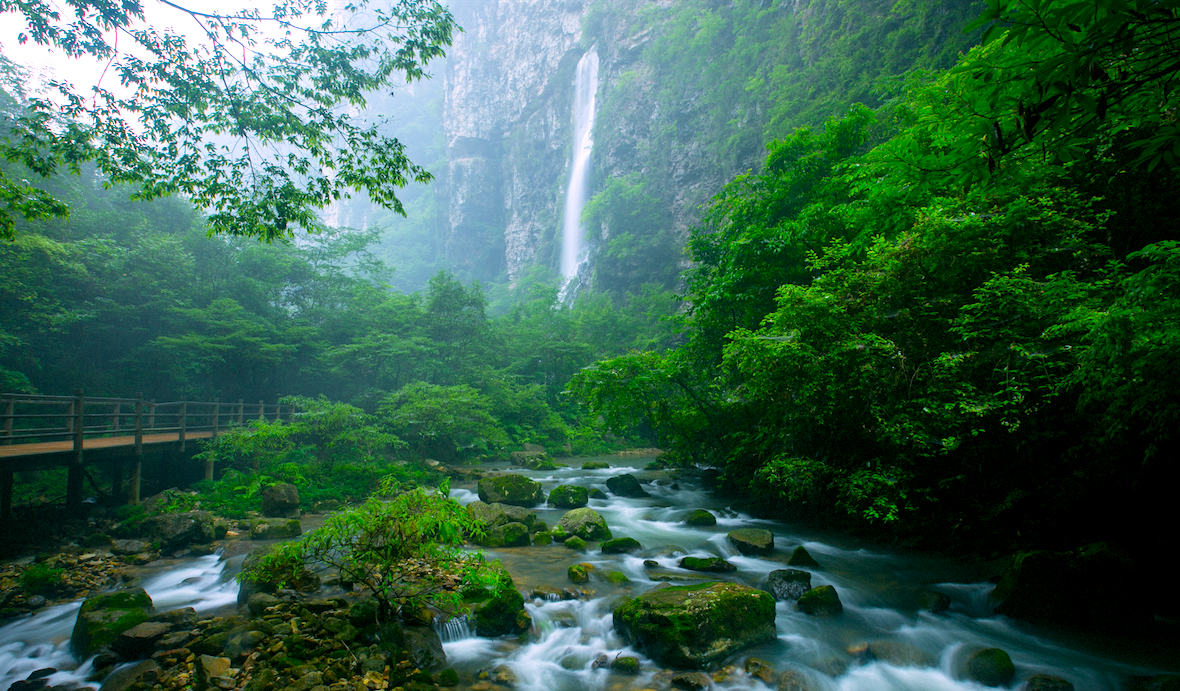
[548,485,589,509]
[679,557,736,573]
[249,518,302,540]
[684,510,717,526]
[261,483,301,518]
[606,474,650,498]
[613,581,776,669]
[465,501,543,546]
[787,546,820,567]
[966,648,1015,687]
[71,588,154,657]
[470,573,531,637]
[727,528,774,556]
[797,585,843,616]
[140,510,215,550]
[989,543,1145,626]
[477,475,544,507]
[557,508,613,541]
[767,569,812,601]
[602,537,643,554]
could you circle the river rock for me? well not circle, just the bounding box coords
[140,510,215,550]
[966,648,1015,687]
[777,669,819,691]
[767,569,812,600]
[111,620,172,659]
[247,592,281,615]
[548,485,589,508]
[727,528,774,555]
[679,556,736,573]
[672,672,711,691]
[606,473,650,498]
[613,581,776,669]
[920,590,952,613]
[557,507,612,541]
[403,625,447,669]
[1024,675,1075,691]
[582,461,609,469]
[477,474,544,507]
[568,564,590,583]
[564,536,587,550]
[99,660,160,691]
[471,572,530,636]
[684,509,716,526]
[466,501,543,546]
[612,656,640,674]
[797,585,843,616]
[111,539,152,555]
[588,488,608,499]
[249,517,302,540]
[601,537,642,554]
[261,482,301,518]
[787,546,820,567]
[745,658,775,683]
[71,587,154,657]
[866,638,935,667]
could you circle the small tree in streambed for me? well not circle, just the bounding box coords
[242,482,502,621]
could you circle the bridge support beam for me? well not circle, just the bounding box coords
[130,394,143,505]
[66,389,85,514]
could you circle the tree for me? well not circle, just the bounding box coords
[0,0,456,241]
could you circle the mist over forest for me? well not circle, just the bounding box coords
[2,1,1180,689]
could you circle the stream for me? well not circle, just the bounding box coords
[1,455,1175,691]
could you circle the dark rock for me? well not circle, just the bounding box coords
[866,638,935,667]
[588,488,607,500]
[745,658,775,683]
[150,607,197,626]
[672,672,712,691]
[403,626,447,670]
[71,588,154,657]
[140,511,215,550]
[556,508,612,541]
[471,573,530,637]
[261,482,301,518]
[684,510,716,526]
[966,648,1015,687]
[777,669,819,691]
[606,474,650,498]
[612,656,640,674]
[438,669,460,687]
[613,581,776,669]
[601,537,642,554]
[312,499,341,512]
[643,560,659,568]
[1024,675,1075,691]
[25,595,46,609]
[111,621,172,659]
[111,539,151,555]
[796,585,843,616]
[547,485,589,509]
[581,462,609,470]
[591,653,610,669]
[225,630,267,658]
[679,557,736,573]
[249,517,302,540]
[477,475,544,507]
[767,569,812,601]
[348,597,380,627]
[247,592,281,615]
[28,669,55,681]
[787,546,820,568]
[727,528,774,556]
[919,590,952,613]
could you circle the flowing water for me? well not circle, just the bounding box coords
[446,457,1177,691]
[559,45,600,299]
[2,458,1175,691]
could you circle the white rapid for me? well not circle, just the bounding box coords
[0,552,244,691]
[559,46,600,298]
[445,457,1176,691]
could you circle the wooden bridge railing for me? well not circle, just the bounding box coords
[0,389,293,518]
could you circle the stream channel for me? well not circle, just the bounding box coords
[1,455,1176,691]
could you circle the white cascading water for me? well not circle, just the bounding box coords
[559,46,600,300]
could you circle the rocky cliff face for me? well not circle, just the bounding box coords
[442,0,591,282]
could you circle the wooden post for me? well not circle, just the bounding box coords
[179,400,187,452]
[237,399,244,426]
[0,462,12,521]
[66,401,74,434]
[149,399,156,430]
[67,389,84,513]
[205,398,219,481]
[131,394,143,505]
[113,402,121,433]
[3,395,12,445]
[258,400,265,420]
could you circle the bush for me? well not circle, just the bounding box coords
[20,564,64,595]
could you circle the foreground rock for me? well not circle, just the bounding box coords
[796,585,843,616]
[767,569,812,600]
[71,588,153,657]
[477,475,544,507]
[557,508,613,541]
[728,528,774,556]
[966,648,1015,687]
[469,573,531,636]
[260,483,301,518]
[684,510,716,526]
[548,485,589,509]
[606,474,650,498]
[613,581,776,668]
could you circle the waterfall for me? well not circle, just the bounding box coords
[433,615,475,643]
[559,47,600,298]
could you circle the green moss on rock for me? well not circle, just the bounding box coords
[966,648,1015,687]
[564,536,587,550]
[581,462,610,470]
[548,485,589,509]
[601,537,642,554]
[727,528,774,555]
[477,475,544,507]
[679,556,736,573]
[684,510,716,526]
[787,546,820,568]
[612,581,776,669]
[72,588,154,657]
[557,508,612,541]
[796,585,843,616]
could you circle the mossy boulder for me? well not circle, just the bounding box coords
[564,536,587,550]
[606,473,650,498]
[767,569,812,601]
[966,648,1015,687]
[787,546,820,568]
[606,571,631,584]
[71,588,154,657]
[477,474,544,507]
[568,564,591,583]
[727,528,774,555]
[589,488,608,500]
[679,557,736,573]
[249,517,302,540]
[470,574,531,637]
[581,461,610,470]
[611,656,640,674]
[261,482,301,518]
[548,485,589,509]
[533,531,553,546]
[684,510,717,526]
[465,501,543,546]
[613,581,776,669]
[601,537,643,554]
[557,507,612,541]
[140,510,216,550]
[486,522,531,547]
[796,585,843,616]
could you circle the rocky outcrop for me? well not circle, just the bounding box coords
[477,475,545,507]
[613,581,776,669]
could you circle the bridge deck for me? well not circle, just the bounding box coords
[0,431,214,459]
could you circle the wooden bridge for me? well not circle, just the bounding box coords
[0,390,292,519]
